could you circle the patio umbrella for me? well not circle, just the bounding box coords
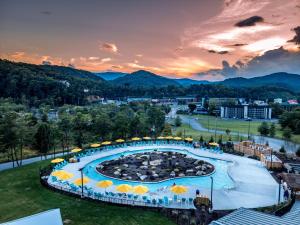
[97,180,113,188]
[71,148,82,153]
[52,170,73,180]
[143,137,151,140]
[165,136,174,139]
[133,185,149,195]
[173,137,182,140]
[184,137,193,142]
[90,143,101,148]
[115,139,125,143]
[101,141,111,145]
[51,158,64,164]
[170,185,188,194]
[209,142,219,147]
[58,172,74,180]
[131,137,141,141]
[73,177,90,186]
[157,136,165,140]
[116,184,132,193]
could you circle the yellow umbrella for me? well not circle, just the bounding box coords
[71,148,82,153]
[143,137,151,140]
[116,184,132,193]
[173,137,182,140]
[184,137,193,142]
[90,143,101,148]
[209,142,219,146]
[97,180,113,188]
[165,136,174,139]
[74,177,90,186]
[51,158,64,163]
[131,137,141,141]
[157,136,165,140]
[115,139,125,143]
[101,141,111,145]
[133,185,149,195]
[58,172,74,180]
[52,170,73,180]
[170,185,188,194]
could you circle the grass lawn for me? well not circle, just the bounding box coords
[173,124,243,142]
[0,161,175,225]
[192,115,300,144]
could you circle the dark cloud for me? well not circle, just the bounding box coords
[41,11,52,15]
[208,50,229,54]
[198,47,300,79]
[230,43,247,47]
[289,26,300,45]
[235,16,264,27]
[42,60,51,65]
[101,42,118,53]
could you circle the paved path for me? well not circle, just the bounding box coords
[180,115,300,153]
[0,152,69,172]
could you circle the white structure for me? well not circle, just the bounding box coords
[0,209,63,225]
[221,105,272,119]
[274,98,282,104]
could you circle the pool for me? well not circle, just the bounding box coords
[82,147,235,191]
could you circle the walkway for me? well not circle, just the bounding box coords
[180,115,300,153]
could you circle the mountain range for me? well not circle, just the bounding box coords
[95,70,300,92]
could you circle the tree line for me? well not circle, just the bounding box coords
[1,59,299,108]
[0,100,168,166]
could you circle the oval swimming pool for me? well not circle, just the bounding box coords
[82,148,235,191]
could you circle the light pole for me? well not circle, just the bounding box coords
[79,168,84,198]
[247,119,251,139]
[210,177,214,209]
[214,116,217,141]
[278,177,282,204]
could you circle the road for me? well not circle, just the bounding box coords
[0,152,69,172]
[180,115,300,153]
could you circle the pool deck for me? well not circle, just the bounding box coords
[48,144,284,210]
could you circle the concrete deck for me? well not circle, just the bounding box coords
[48,144,284,210]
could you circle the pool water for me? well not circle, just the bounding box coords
[83,148,235,191]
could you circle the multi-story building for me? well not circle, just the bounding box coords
[220,105,272,119]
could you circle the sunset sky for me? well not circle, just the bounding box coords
[1,0,299,80]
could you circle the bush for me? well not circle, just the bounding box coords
[279,146,286,153]
[296,148,300,157]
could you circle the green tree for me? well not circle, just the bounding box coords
[209,136,214,143]
[58,115,72,154]
[188,104,196,113]
[174,116,182,127]
[225,128,231,136]
[162,123,172,136]
[296,147,300,157]
[34,122,51,159]
[258,122,270,136]
[282,127,292,140]
[279,146,286,153]
[72,112,89,147]
[269,123,276,137]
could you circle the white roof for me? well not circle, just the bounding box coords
[1,209,63,225]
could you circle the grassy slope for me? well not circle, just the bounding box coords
[173,124,242,142]
[193,115,300,144]
[0,161,175,225]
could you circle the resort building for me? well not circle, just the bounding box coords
[234,141,282,169]
[220,105,272,119]
[261,154,282,169]
[234,140,270,157]
[208,98,238,109]
[176,96,198,105]
[210,207,300,225]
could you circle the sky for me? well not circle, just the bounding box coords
[0,0,300,80]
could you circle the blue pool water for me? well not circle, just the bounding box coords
[83,148,235,191]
